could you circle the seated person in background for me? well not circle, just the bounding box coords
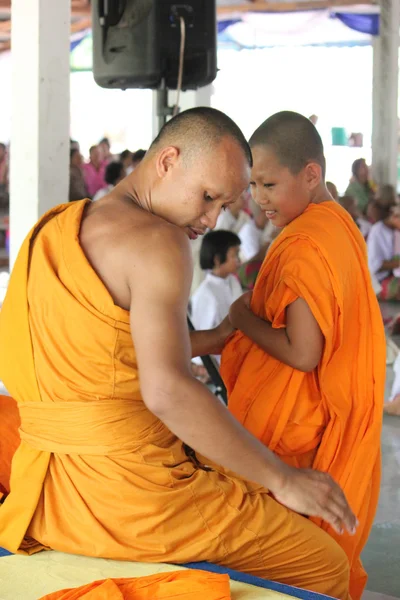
[237,225,280,291]
[192,191,251,297]
[367,203,400,301]
[377,184,397,208]
[384,351,400,415]
[69,148,88,202]
[237,199,280,290]
[340,195,371,238]
[326,181,339,201]
[93,161,125,202]
[345,158,375,215]
[120,149,133,176]
[131,149,146,172]
[221,111,385,600]
[83,145,107,199]
[339,196,381,293]
[70,139,80,152]
[191,230,242,363]
[215,190,250,233]
[366,198,383,224]
[238,199,269,262]
[99,137,113,165]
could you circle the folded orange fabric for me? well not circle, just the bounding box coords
[0,395,20,496]
[39,570,231,600]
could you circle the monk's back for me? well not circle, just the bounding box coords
[28,199,142,406]
[24,200,194,558]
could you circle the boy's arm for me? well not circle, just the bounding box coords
[190,316,234,358]
[230,293,323,372]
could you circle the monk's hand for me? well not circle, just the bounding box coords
[272,466,358,536]
[229,292,253,329]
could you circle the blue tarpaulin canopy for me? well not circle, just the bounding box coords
[70,7,380,70]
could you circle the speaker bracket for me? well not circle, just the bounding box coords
[169,4,194,28]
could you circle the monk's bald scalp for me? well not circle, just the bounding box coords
[250,111,326,178]
[150,107,252,166]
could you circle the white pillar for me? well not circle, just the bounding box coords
[371,0,400,188]
[152,84,214,138]
[10,0,70,267]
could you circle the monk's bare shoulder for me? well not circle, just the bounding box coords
[80,198,193,310]
[120,206,192,275]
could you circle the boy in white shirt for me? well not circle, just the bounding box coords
[191,230,242,363]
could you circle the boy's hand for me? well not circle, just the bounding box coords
[216,315,235,344]
[272,465,357,536]
[229,292,253,328]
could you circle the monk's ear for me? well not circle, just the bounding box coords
[156,146,180,179]
[304,162,322,190]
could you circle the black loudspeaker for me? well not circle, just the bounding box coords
[92,0,217,90]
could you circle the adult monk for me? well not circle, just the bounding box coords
[221,111,385,600]
[0,108,355,599]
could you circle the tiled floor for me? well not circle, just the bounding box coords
[363,593,400,600]
[361,365,400,599]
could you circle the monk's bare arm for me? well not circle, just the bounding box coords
[124,225,356,535]
[190,317,234,357]
[125,225,287,488]
[230,294,324,372]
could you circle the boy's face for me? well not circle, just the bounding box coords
[249,145,318,228]
[216,245,241,277]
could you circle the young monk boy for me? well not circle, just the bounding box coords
[221,111,386,600]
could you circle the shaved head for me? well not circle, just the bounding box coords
[150,107,252,167]
[249,111,325,179]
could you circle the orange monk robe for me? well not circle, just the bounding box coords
[39,571,231,600]
[0,200,351,600]
[0,395,20,496]
[221,201,386,600]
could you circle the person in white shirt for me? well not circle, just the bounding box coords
[120,150,133,176]
[340,195,372,238]
[191,230,242,363]
[238,199,270,262]
[191,191,250,297]
[215,190,250,234]
[367,203,400,300]
[236,200,280,290]
[93,161,125,202]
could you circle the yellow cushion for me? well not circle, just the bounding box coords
[0,551,295,599]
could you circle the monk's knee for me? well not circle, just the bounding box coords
[321,538,350,600]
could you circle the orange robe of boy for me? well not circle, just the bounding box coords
[222,201,385,600]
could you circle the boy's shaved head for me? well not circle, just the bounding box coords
[249,111,326,179]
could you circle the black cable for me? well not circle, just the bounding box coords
[187,316,228,405]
